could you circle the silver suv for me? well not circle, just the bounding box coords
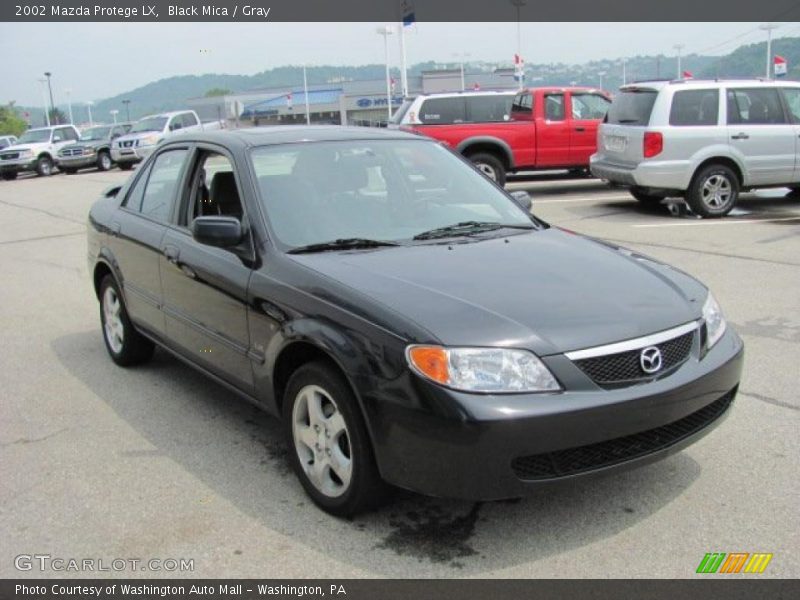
[591,79,800,217]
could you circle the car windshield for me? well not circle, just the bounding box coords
[79,126,111,141]
[129,117,167,133]
[17,129,51,143]
[250,139,536,250]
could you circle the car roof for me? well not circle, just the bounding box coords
[139,111,192,120]
[621,78,800,91]
[416,90,517,99]
[166,125,425,148]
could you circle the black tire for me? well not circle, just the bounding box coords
[1,172,17,181]
[35,156,53,177]
[630,187,667,209]
[98,275,155,367]
[118,162,134,171]
[96,151,113,171]
[283,361,388,516]
[468,152,507,186]
[62,167,78,175]
[685,164,739,218]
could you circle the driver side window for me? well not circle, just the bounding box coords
[184,151,244,226]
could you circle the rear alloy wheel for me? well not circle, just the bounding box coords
[630,187,667,209]
[35,156,53,177]
[99,275,155,366]
[686,164,739,217]
[97,151,113,171]
[468,152,507,186]
[284,361,388,516]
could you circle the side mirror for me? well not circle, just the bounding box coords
[52,136,62,143]
[111,133,121,140]
[191,216,243,248]
[170,122,182,131]
[510,190,532,211]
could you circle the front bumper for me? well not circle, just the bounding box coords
[364,328,743,500]
[0,157,37,173]
[590,156,694,191]
[57,154,97,169]
[111,145,155,163]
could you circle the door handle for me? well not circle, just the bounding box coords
[731,133,749,140]
[575,127,586,132]
[163,244,180,265]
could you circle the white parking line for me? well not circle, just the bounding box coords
[633,216,800,228]
[534,195,632,204]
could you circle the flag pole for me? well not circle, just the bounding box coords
[303,64,311,125]
[399,23,408,98]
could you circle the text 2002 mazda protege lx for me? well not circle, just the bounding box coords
[87,127,743,516]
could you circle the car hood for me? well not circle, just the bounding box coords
[289,229,707,355]
[2,143,46,153]
[64,140,104,150]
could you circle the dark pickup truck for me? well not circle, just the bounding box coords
[56,123,132,173]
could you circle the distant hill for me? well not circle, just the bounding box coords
[12,37,800,127]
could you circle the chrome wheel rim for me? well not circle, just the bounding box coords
[102,287,124,354]
[100,154,111,170]
[701,174,732,209]
[291,384,352,498]
[475,162,498,181]
[40,160,52,176]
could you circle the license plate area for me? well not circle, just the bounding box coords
[605,135,627,152]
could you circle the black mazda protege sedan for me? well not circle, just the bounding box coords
[87,127,743,516]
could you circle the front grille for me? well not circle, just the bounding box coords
[120,140,135,148]
[0,152,20,160]
[60,148,84,157]
[511,388,735,480]
[575,331,694,388]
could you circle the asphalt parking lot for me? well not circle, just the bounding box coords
[1,167,798,578]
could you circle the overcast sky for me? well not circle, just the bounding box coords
[2,21,798,106]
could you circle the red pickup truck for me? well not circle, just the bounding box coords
[394,88,611,185]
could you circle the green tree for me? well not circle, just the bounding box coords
[0,104,27,136]
[48,107,67,125]
[204,87,232,97]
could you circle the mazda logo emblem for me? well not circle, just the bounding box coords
[640,346,663,374]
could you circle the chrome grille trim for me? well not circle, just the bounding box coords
[564,321,699,361]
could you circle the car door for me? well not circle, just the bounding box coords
[536,92,571,167]
[52,127,78,155]
[181,112,201,132]
[725,87,795,186]
[779,87,800,183]
[568,92,611,165]
[107,146,191,336]
[159,145,255,393]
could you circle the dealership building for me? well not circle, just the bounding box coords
[186,68,522,127]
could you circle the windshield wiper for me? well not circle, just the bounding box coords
[413,221,534,241]
[288,238,400,255]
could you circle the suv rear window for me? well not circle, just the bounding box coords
[606,89,658,126]
[419,97,466,124]
[669,90,719,126]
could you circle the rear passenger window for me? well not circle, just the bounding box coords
[727,89,787,125]
[544,94,565,121]
[465,96,512,122]
[132,149,189,222]
[512,92,533,115]
[669,90,719,126]
[419,98,466,124]
[780,89,800,123]
[181,113,199,128]
[572,94,611,120]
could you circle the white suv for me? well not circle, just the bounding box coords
[0,125,80,179]
[591,79,800,217]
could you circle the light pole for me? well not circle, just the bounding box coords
[65,88,74,124]
[376,25,394,124]
[510,0,527,90]
[622,58,627,85]
[110,109,119,124]
[38,78,51,127]
[86,101,94,126]
[598,70,607,91]
[674,44,685,78]
[122,99,131,122]
[760,23,780,78]
[453,52,471,91]
[44,72,57,124]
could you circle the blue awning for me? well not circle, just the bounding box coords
[243,88,343,114]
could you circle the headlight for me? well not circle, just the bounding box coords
[406,345,561,393]
[84,147,96,154]
[702,292,727,350]
[138,135,159,146]
[19,149,33,157]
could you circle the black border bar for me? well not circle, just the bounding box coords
[3,0,800,22]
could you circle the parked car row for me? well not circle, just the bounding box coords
[0,109,223,180]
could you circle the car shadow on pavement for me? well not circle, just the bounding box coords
[53,330,702,576]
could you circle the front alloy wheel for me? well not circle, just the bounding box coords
[283,361,388,516]
[98,275,154,366]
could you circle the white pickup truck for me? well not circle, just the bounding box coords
[111,110,224,170]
